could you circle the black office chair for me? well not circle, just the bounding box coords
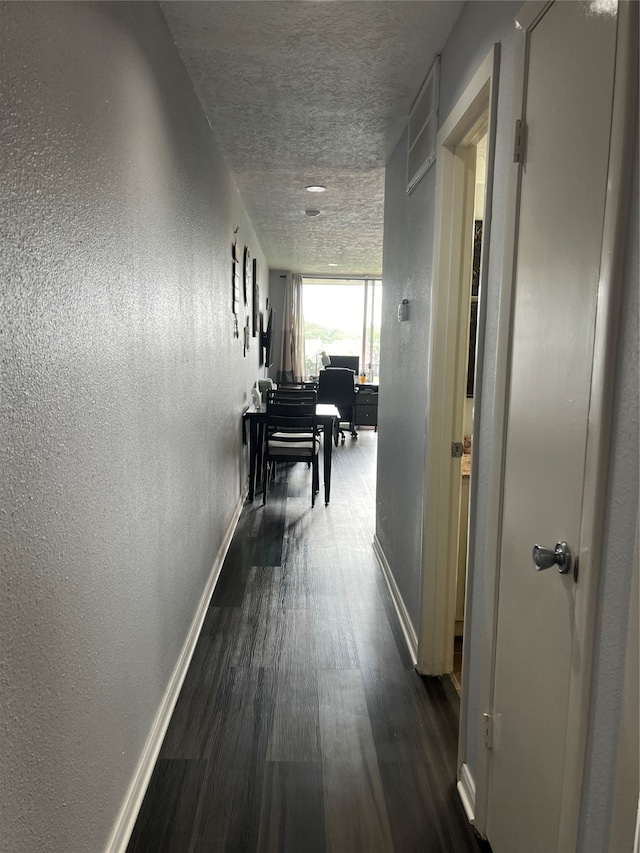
[317,368,357,444]
[262,396,320,506]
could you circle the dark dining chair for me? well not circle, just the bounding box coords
[256,389,317,479]
[262,396,321,507]
[262,389,318,484]
[276,380,318,392]
[317,367,357,444]
[270,387,317,404]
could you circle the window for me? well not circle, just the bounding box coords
[303,277,382,383]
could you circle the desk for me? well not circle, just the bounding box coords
[243,403,339,505]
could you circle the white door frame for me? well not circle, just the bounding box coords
[471,0,638,844]
[417,44,499,678]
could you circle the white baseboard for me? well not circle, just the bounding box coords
[105,491,246,853]
[457,761,476,825]
[372,534,418,666]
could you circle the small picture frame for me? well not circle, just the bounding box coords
[243,318,250,356]
[232,235,240,318]
[232,264,240,316]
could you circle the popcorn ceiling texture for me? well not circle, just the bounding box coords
[160,0,464,274]
[0,4,266,851]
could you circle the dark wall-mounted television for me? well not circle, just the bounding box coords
[326,354,359,374]
[262,307,275,368]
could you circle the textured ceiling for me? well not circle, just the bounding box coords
[160,1,464,276]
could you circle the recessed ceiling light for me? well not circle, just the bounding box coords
[327,263,338,267]
[305,185,326,193]
[305,209,321,217]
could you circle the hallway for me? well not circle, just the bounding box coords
[127,432,487,852]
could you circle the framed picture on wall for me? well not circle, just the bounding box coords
[252,259,260,336]
[466,301,477,397]
[258,312,264,366]
[232,236,240,316]
[471,220,482,297]
[243,318,250,356]
[232,265,240,315]
[466,219,482,397]
[231,234,241,337]
[243,246,252,306]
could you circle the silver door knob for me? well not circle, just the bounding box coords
[532,542,572,574]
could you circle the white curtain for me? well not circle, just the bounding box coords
[276,273,306,384]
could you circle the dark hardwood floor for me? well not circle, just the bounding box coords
[127,430,489,853]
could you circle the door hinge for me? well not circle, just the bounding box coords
[513,118,527,163]
[483,713,494,749]
[451,442,464,458]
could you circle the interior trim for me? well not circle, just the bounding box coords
[373,534,418,666]
[418,43,498,681]
[457,762,476,825]
[104,490,246,853]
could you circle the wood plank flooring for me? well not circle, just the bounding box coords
[127,431,490,853]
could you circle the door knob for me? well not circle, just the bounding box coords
[532,542,572,574]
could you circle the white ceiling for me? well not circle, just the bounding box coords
[160,1,464,276]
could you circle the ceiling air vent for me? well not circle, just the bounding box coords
[406,56,440,193]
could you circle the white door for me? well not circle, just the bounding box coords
[486,3,618,852]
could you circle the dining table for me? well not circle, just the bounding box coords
[243,403,340,505]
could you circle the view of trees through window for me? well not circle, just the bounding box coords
[303,278,382,383]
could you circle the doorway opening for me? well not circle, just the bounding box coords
[418,45,499,686]
[417,48,500,826]
[452,132,486,694]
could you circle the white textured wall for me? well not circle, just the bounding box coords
[0,3,266,851]
[376,137,435,629]
[378,0,639,847]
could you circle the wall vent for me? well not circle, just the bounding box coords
[406,56,440,193]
